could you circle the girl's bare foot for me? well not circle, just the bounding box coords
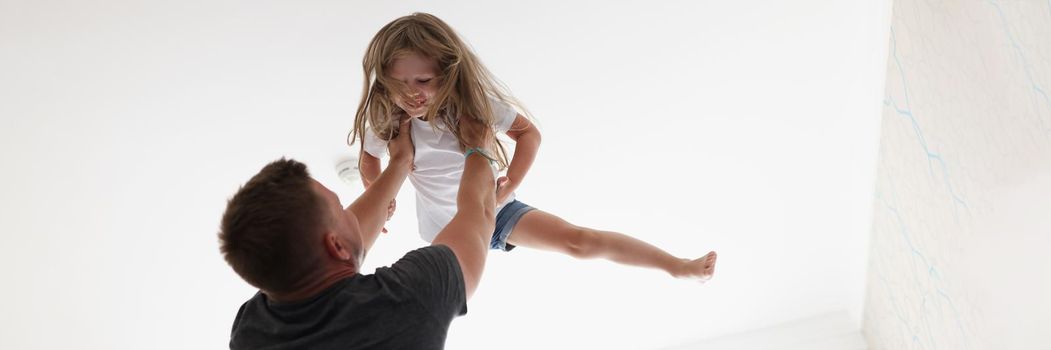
[673,251,717,282]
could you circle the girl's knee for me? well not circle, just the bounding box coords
[565,227,600,259]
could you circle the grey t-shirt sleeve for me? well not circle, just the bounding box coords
[385,245,468,319]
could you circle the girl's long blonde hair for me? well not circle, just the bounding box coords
[348,12,529,170]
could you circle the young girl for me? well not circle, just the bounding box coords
[349,13,716,281]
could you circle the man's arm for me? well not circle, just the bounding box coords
[430,120,497,300]
[347,120,413,255]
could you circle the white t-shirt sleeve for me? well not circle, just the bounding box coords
[490,98,519,134]
[363,128,389,159]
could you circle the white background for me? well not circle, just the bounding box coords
[0,0,891,348]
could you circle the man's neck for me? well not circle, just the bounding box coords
[266,266,358,303]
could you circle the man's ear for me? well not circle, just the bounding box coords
[323,232,353,261]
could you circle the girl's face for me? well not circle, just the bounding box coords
[388,52,440,118]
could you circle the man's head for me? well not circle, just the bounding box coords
[218,158,363,295]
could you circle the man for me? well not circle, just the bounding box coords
[218,118,497,349]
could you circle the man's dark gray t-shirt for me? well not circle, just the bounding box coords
[230,245,467,350]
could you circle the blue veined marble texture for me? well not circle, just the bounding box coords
[864,0,1051,349]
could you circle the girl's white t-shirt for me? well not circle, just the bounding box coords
[363,99,519,242]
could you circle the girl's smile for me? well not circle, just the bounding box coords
[388,52,439,118]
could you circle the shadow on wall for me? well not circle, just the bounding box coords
[659,312,866,350]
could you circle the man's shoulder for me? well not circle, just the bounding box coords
[378,245,464,292]
[409,244,456,258]
[386,245,459,274]
[230,292,261,331]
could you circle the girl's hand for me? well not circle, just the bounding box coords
[381,198,396,234]
[495,176,518,204]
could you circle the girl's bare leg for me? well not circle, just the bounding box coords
[505,210,717,281]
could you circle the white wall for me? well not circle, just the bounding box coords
[863,0,1051,349]
[660,312,866,350]
[0,1,889,349]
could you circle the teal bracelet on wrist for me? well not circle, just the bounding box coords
[464,147,496,164]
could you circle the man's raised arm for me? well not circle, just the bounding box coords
[347,118,414,254]
[430,120,498,299]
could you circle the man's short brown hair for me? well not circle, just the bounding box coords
[218,158,328,294]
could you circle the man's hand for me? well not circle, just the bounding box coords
[388,117,414,169]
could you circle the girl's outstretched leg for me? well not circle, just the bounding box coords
[505,210,717,281]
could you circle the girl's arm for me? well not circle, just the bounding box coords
[359,151,383,189]
[498,114,541,202]
[359,150,395,233]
